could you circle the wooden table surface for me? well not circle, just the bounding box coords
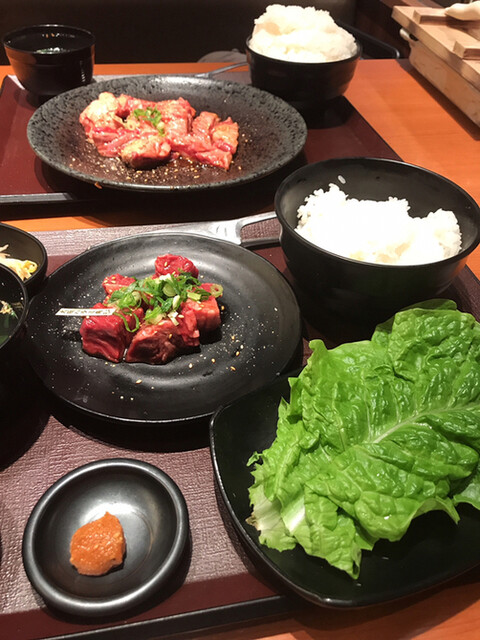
[1,59,480,640]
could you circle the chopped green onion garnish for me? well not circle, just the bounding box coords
[107,271,222,331]
[133,107,165,135]
[209,284,223,298]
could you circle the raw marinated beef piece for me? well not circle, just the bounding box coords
[116,94,157,118]
[157,98,196,143]
[79,92,123,141]
[79,92,239,170]
[211,117,239,154]
[191,111,220,140]
[176,305,201,347]
[193,147,233,171]
[102,274,136,296]
[95,108,162,159]
[184,298,221,334]
[125,321,178,364]
[154,254,199,278]
[183,284,221,333]
[169,111,238,170]
[120,135,172,169]
[79,253,222,366]
[125,310,200,364]
[96,130,141,158]
[80,303,144,363]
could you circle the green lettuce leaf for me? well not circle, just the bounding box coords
[247,299,480,578]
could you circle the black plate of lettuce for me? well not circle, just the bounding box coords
[210,300,480,607]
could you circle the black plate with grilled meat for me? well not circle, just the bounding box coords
[27,75,307,192]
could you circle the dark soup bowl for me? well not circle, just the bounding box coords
[3,24,95,97]
[0,223,48,295]
[0,263,28,359]
[275,157,480,323]
[246,36,360,112]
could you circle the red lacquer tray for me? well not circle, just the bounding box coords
[1,221,480,639]
[0,73,398,205]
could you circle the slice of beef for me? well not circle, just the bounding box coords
[116,94,157,118]
[80,303,144,363]
[157,98,196,143]
[211,117,239,154]
[168,111,218,164]
[126,306,200,364]
[125,312,199,364]
[182,288,221,334]
[120,135,172,169]
[189,111,220,152]
[192,147,233,170]
[169,111,238,170]
[175,305,201,347]
[79,92,122,140]
[154,254,199,278]
[89,127,133,154]
[102,274,136,296]
[95,118,167,162]
[125,321,179,364]
[95,130,140,158]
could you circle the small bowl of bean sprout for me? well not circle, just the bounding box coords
[0,223,47,295]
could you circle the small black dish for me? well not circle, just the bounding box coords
[246,36,360,113]
[3,24,95,97]
[0,263,28,357]
[0,222,47,295]
[22,458,189,617]
[274,157,480,323]
[27,74,307,192]
[0,264,31,446]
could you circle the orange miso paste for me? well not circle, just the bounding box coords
[70,512,126,576]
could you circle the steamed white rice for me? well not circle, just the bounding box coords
[295,183,462,265]
[249,4,357,63]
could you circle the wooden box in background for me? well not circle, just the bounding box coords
[392,6,480,126]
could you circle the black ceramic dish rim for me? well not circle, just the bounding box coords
[245,36,362,67]
[0,222,48,293]
[208,372,365,609]
[0,263,28,350]
[3,24,95,56]
[22,458,189,617]
[274,156,480,271]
